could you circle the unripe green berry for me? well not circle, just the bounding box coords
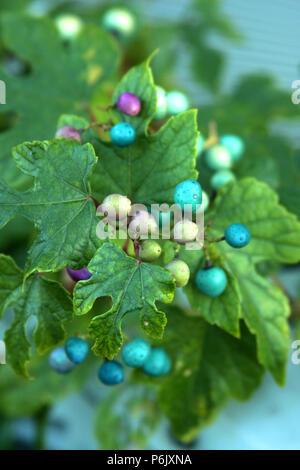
[55,14,83,40]
[167,91,189,115]
[196,134,205,157]
[101,194,131,220]
[201,190,210,211]
[139,240,162,262]
[164,259,190,288]
[154,86,168,120]
[210,170,236,190]
[102,8,135,39]
[220,134,244,162]
[128,210,159,240]
[205,145,233,171]
[173,220,198,243]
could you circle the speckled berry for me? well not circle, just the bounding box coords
[101,194,132,220]
[173,220,198,243]
[98,360,124,385]
[167,91,189,115]
[154,86,168,120]
[128,210,159,240]
[55,126,81,142]
[205,145,233,171]
[139,240,162,262]
[66,267,92,282]
[174,180,202,213]
[210,170,236,190]
[49,347,75,374]
[164,259,190,288]
[122,338,151,367]
[195,266,227,298]
[65,337,89,364]
[117,92,141,116]
[225,223,251,248]
[110,122,136,147]
[142,347,171,376]
[220,134,244,162]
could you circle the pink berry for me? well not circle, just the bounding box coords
[117,93,141,116]
[56,126,81,143]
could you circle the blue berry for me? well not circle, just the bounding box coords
[98,360,124,385]
[195,267,227,298]
[65,337,89,364]
[205,145,233,171]
[196,134,205,157]
[49,347,75,374]
[174,180,202,213]
[210,170,235,190]
[220,134,244,162]
[122,338,151,367]
[110,122,136,147]
[167,91,189,115]
[143,347,171,376]
[225,223,251,248]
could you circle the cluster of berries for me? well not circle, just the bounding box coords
[49,337,171,386]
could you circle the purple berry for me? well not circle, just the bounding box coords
[117,93,141,116]
[66,266,92,282]
[56,126,81,142]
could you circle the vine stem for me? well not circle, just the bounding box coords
[134,239,141,265]
[34,405,50,450]
[204,121,219,150]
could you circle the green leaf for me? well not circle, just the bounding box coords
[112,54,157,135]
[91,110,198,204]
[0,139,101,278]
[94,385,160,450]
[207,178,300,383]
[0,13,120,188]
[0,255,72,377]
[73,243,175,359]
[133,306,263,443]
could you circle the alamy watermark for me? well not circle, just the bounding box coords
[291,80,300,104]
[96,202,205,250]
[0,80,6,104]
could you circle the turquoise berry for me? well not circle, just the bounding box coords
[147,205,173,229]
[220,134,244,162]
[49,347,75,374]
[65,337,89,364]
[205,145,233,171]
[196,134,205,157]
[225,223,251,248]
[122,338,151,367]
[201,190,209,211]
[98,360,124,386]
[154,86,168,120]
[195,266,227,298]
[174,180,202,213]
[142,347,171,377]
[110,122,136,147]
[167,91,189,115]
[102,8,135,38]
[210,170,235,190]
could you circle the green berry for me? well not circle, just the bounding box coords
[55,14,83,41]
[164,259,190,288]
[195,266,227,298]
[173,220,198,243]
[205,145,233,171]
[196,134,205,157]
[154,86,168,120]
[139,240,162,262]
[128,210,159,240]
[101,194,131,220]
[210,170,236,190]
[167,91,189,115]
[220,134,244,162]
[102,8,135,39]
[201,190,210,211]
